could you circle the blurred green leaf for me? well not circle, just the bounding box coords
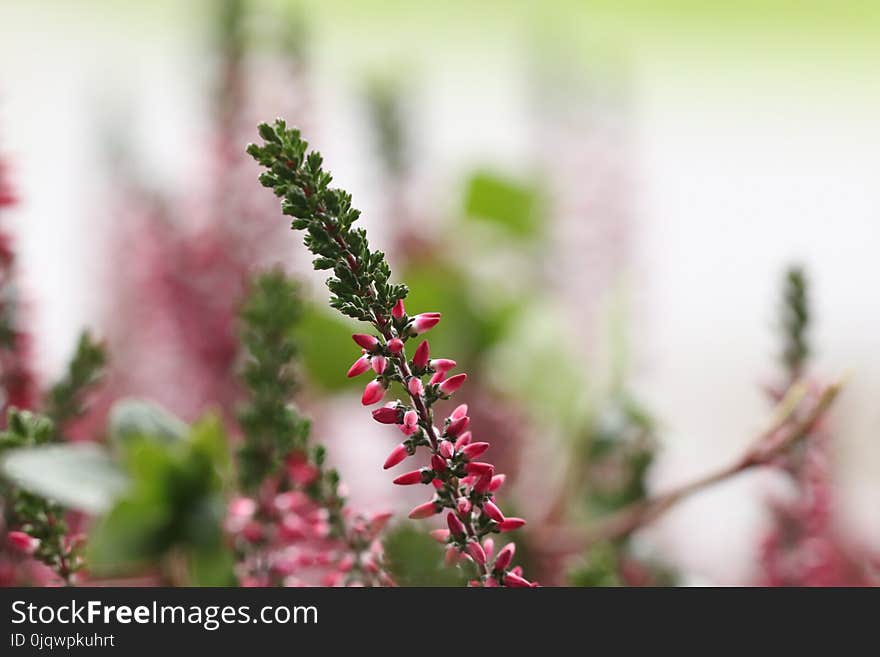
[0,443,128,514]
[462,170,542,239]
[569,541,624,587]
[383,524,469,587]
[294,302,361,392]
[108,398,188,449]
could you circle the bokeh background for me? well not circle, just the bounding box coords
[2,0,879,585]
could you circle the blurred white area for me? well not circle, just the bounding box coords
[1,2,878,582]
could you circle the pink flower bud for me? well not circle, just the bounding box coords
[467,541,487,565]
[430,529,451,543]
[388,338,404,353]
[497,517,526,532]
[438,440,455,459]
[446,415,470,437]
[483,500,505,523]
[407,377,424,397]
[410,312,441,335]
[431,478,444,489]
[400,410,419,435]
[484,538,495,561]
[489,474,506,491]
[474,472,493,494]
[431,358,457,372]
[352,334,379,351]
[451,403,469,419]
[392,298,406,319]
[371,355,387,374]
[456,497,472,515]
[229,496,257,520]
[383,443,409,469]
[431,454,447,472]
[465,461,494,476]
[429,371,446,385]
[494,543,516,571]
[445,545,461,566]
[461,441,489,459]
[7,531,39,555]
[447,512,466,537]
[504,572,532,588]
[362,380,385,405]
[346,355,371,378]
[372,405,400,424]
[454,432,473,449]
[369,512,393,533]
[393,469,425,485]
[408,501,440,520]
[484,576,499,587]
[438,373,467,395]
[413,340,430,369]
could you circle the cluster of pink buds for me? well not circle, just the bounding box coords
[227,452,393,587]
[347,299,536,587]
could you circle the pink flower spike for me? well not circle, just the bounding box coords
[430,529,450,543]
[372,405,400,424]
[497,517,526,532]
[483,500,505,523]
[408,501,440,520]
[454,432,473,450]
[494,543,516,571]
[467,541,487,565]
[504,572,532,588]
[383,443,409,469]
[362,380,386,405]
[346,355,371,378]
[431,454,447,472]
[371,355,387,374]
[388,338,404,353]
[431,358,457,372]
[392,298,406,319]
[447,512,466,537]
[413,340,430,369]
[438,373,467,395]
[410,312,441,335]
[465,461,494,476]
[461,441,489,459]
[407,377,424,397]
[438,440,455,459]
[446,415,470,437]
[393,469,425,485]
[352,334,379,351]
[7,531,39,555]
[451,403,469,419]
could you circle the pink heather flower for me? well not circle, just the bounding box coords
[287,453,320,486]
[431,454,448,473]
[400,410,419,435]
[497,517,526,532]
[383,443,409,469]
[494,543,515,571]
[352,334,379,351]
[504,572,532,588]
[467,541,487,565]
[361,380,385,405]
[430,529,450,543]
[438,440,455,459]
[461,441,489,459]
[446,415,470,437]
[429,371,447,385]
[456,497,472,515]
[489,474,506,492]
[229,496,258,520]
[465,461,494,476]
[474,472,494,494]
[372,405,400,424]
[431,478,444,489]
[438,373,467,395]
[408,501,440,520]
[7,531,39,555]
[369,512,394,533]
[393,470,425,485]
[445,545,461,566]
[387,338,404,353]
[451,404,468,420]
[407,377,424,397]
[410,312,441,335]
[371,355,387,374]
[346,354,371,378]
[484,577,499,587]
[454,432,472,450]
[392,298,406,319]
[413,340,430,369]
[447,512,466,537]
[483,500,505,523]
[430,358,457,372]
[483,538,495,561]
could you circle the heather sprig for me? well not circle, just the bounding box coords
[248,120,534,587]
[44,331,107,433]
[779,266,809,382]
